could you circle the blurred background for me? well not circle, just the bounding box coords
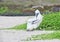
[0,0,60,16]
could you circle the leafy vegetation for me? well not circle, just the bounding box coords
[37,12,60,30]
[30,31,60,40]
[0,7,8,14]
[0,6,22,15]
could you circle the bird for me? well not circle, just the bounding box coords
[27,9,43,31]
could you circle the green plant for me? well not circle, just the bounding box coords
[30,31,60,40]
[0,7,8,14]
[37,12,60,30]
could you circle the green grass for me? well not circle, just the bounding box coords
[11,23,27,30]
[1,23,27,30]
[37,12,60,30]
[29,31,60,40]
[0,7,8,14]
